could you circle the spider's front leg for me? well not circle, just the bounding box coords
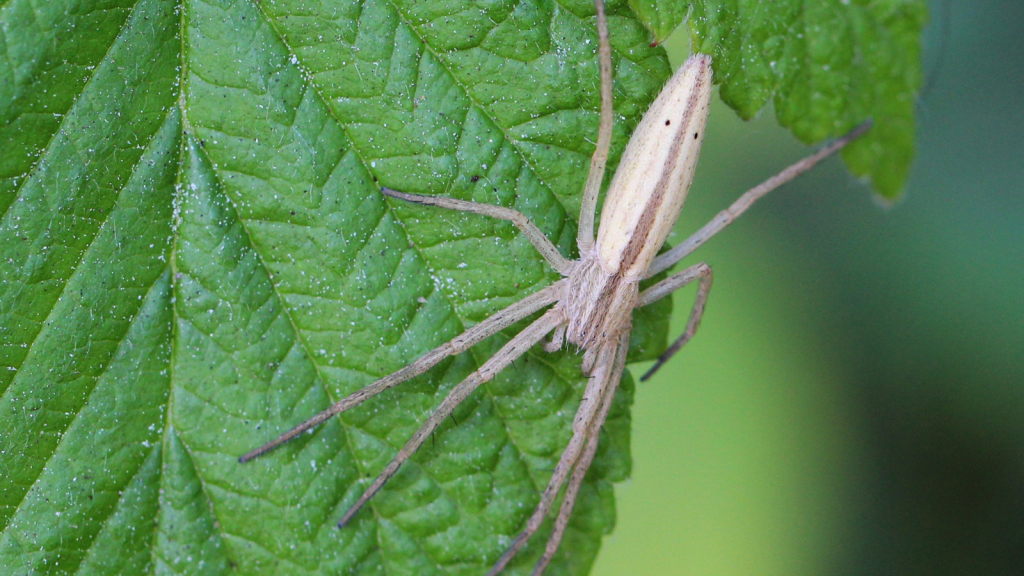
[645,121,873,280]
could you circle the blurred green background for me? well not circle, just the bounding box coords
[594,1,1024,574]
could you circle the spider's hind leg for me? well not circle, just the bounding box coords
[532,331,629,576]
[487,331,627,576]
[382,187,573,275]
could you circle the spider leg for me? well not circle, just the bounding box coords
[486,334,623,576]
[381,188,573,275]
[645,121,873,279]
[544,324,566,353]
[576,0,614,255]
[239,282,564,463]
[532,331,629,576]
[636,263,713,381]
[581,345,599,376]
[337,308,564,528]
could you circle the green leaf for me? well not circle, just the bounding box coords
[0,0,666,573]
[0,0,924,574]
[630,0,928,198]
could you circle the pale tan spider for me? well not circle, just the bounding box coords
[240,0,869,572]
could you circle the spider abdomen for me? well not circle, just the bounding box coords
[595,54,712,280]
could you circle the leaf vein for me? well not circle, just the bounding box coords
[0,0,143,222]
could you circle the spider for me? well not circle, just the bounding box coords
[240,0,870,572]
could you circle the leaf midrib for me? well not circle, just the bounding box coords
[174,6,550,569]
[182,129,399,573]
